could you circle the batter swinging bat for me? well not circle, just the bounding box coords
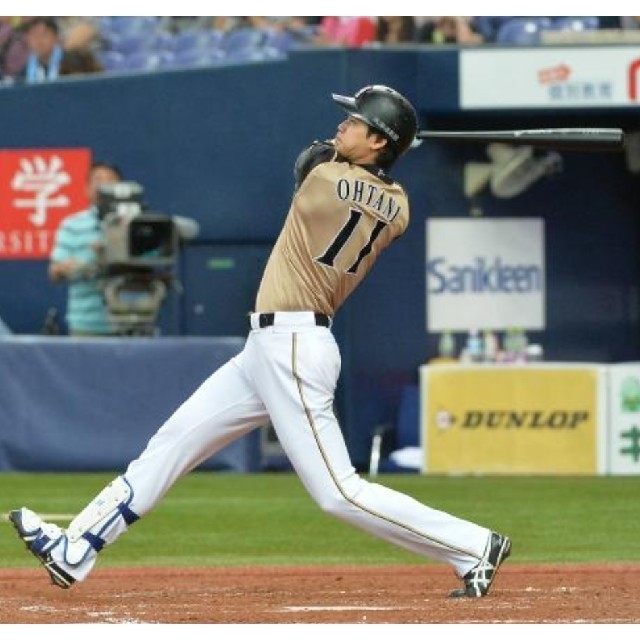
[415,127,625,151]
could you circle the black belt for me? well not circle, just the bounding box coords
[253,312,331,329]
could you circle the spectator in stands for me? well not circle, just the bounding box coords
[211,16,319,39]
[620,17,640,29]
[375,17,417,43]
[469,16,514,42]
[59,48,104,76]
[243,17,321,45]
[49,162,123,337]
[0,16,29,82]
[313,16,377,47]
[21,16,64,83]
[57,17,104,53]
[417,16,484,44]
[157,17,213,34]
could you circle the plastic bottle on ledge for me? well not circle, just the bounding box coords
[432,330,456,364]
[466,329,483,363]
[512,328,529,363]
[483,329,499,363]
[502,327,516,362]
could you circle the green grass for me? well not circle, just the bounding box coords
[1,472,638,568]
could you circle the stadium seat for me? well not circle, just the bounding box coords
[97,50,126,73]
[369,384,420,476]
[170,29,209,54]
[161,49,225,69]
[99,16,160,37]
[219,27,267,57]
[149,30,174,52]
[495,17,553,45]
[550,16,600,31]
[107,32,152,56]
[204,29,225,50]
[121,51,162,72]
[471,16,516,42]
[262,28,298,54]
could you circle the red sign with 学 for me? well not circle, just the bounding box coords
[0,148,92,259]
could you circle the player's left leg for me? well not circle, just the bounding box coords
[249,321,509,597]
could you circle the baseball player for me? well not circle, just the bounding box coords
[9,85,510,598]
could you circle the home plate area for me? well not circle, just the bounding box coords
[0,564,637,623]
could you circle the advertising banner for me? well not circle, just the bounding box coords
[426,217,545,332]
[420,364,607,475]
[0,148,92,259]
[606,364,640,475]
[460,47,640,109]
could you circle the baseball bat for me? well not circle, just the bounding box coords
[415,127,625,151]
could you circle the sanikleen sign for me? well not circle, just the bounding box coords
[421,364,608,475]
[426,217,545,331]
[460,47,640,109]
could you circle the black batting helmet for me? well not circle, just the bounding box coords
[332,85,418,155]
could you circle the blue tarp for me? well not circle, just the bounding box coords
[0,335,261,472]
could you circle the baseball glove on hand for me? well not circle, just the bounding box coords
[293,140,335,192]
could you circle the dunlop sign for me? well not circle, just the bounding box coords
[422,364,607,475]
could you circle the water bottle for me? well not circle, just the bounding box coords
[512,328,529,363]
[502,327,516,362]
[483,329,499,363]
[438,330,456,360]
[466,329,483,363]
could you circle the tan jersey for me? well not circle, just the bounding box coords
[255,157,410,316]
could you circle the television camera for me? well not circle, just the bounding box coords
[96,181,180,336]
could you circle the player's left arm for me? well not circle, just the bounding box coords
[293,139,336,192]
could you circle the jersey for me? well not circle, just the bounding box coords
[255,152,410,316]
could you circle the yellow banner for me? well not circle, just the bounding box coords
[423,367,598,474]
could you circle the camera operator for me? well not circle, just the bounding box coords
[49,162,199,337]
[49,161,123,337]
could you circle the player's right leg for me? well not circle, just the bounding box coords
[10,352,268,588]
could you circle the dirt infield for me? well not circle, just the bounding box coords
[0,563,638,624]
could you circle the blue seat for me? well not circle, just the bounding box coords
[205,29,225,50]
[495,17,553,45]
[99,16,160,37]
[121,51,162,72]
[369,384,420,476]
[162,49,225,69]
[262,28,298,54]
[224,47,271,63]
[550,16,600,31]
[149,30,174,52]
[96,50,126,72]
[472,16,516,42]
[219,27,267,57]
[108,32,152,56]
[170,29,210,54]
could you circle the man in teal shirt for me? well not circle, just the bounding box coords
[49,162,122,336]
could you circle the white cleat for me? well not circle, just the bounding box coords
[9,507,76,589]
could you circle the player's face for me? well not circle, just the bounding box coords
[335,116,386,164]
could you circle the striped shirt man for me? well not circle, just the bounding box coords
[50,206,115,335]
[49,162,122,336]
